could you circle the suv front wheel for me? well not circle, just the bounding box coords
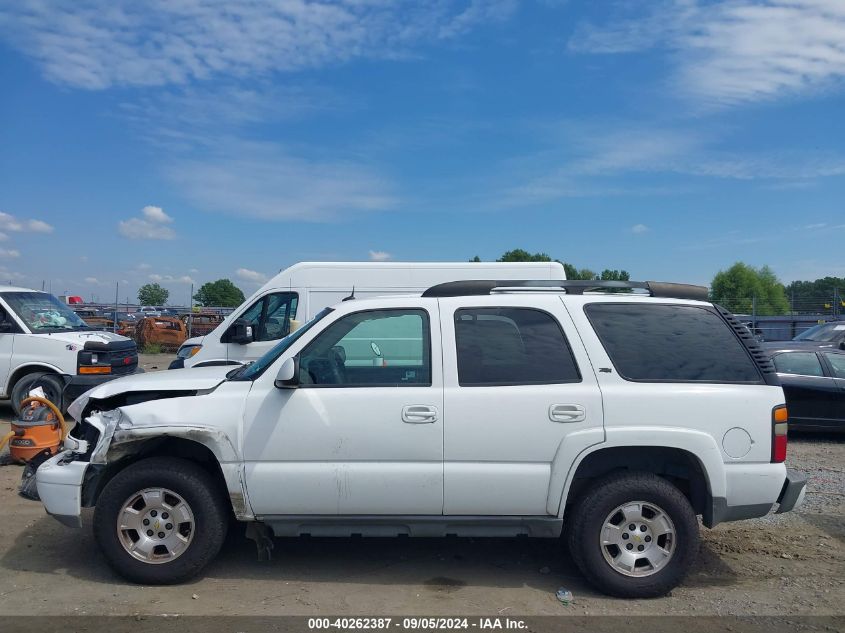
[568,472,699,598]
[94,457,229,584]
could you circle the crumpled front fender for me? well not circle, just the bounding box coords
[84,398,253,520]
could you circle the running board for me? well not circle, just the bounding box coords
[259,515,563,538]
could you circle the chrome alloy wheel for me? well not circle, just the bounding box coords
[116,488,195,564]
[600,501,676,577]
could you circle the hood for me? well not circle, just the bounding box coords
[67,365,233,420]
[85,365,231,399]
[30,330,133,347]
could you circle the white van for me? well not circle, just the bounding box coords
[172,261,566,369]
[0,287,139,414]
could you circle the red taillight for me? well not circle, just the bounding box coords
[772,405,788,463]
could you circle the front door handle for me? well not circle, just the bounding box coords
[402,405,438,424]
[549,404,586,423]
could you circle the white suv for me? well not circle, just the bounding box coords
[28,279,806,598]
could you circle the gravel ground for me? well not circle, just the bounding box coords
[0,358,842,618]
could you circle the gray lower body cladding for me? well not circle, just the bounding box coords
[260,515,564,538]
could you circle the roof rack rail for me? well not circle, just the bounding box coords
[421,280,709,301]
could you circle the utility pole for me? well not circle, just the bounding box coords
[752,296,757,334]
[188,283,194,338]
[114,282,119,333]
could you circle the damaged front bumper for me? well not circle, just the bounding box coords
[28,450,90,528]
[19,407,115,528]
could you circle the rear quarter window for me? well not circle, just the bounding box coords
[585,303,763,384]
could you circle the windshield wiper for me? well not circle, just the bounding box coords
[226,362,254,380]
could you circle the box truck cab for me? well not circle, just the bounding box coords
[172,262,566,369]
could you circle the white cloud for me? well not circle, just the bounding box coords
[804,223,827,229]
[0,1,517,90]
[0,211,54,233]
[137,262,152,270]
[630,224,650,234]
[368,250,392,261]
[149,273,194,284]
[118,206,176,240]
[0,266,26,281]
[123,83,344,141]
[168,140,395,221]
[235,268,268,284]
[0,248,21,259]
[500,121,845,205]
[26,219,54,233]
[84,276,103,285]
[188,268,199,274]
[141,205,173,224]
[570,1,845,107]
[0,232,7,242]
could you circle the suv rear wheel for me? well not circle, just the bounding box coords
[94,457,228,584]
[567,472,699,598]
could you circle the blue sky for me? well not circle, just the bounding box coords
[1,0,844,303]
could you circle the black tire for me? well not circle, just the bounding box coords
[94,457,229,584]
[567,471,699,598]
[11,372,65,416]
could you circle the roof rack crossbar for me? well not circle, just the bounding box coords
[421,280,709,302]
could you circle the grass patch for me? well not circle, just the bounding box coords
[140,343,163,354]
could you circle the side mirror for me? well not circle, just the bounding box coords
[274,357,299,389]
[839,341,845,351]
[228,318,254,345]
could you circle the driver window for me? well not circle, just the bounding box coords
[238,293,299,342]
[298,309,430,387]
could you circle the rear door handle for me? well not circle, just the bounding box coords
[402,405,438,424]
[549,404,586,423]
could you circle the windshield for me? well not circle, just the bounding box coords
[795,323,845,342]
[233,307,334,381]
[2,292,91,332]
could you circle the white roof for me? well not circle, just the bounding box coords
[257,261,566,294]
[0,286,42,294]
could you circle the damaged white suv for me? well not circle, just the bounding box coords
[26,280,806,598]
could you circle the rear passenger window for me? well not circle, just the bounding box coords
[585,304,762,383]
[773,352,824,377]
[454,308,580,386]
[824,353,845,378]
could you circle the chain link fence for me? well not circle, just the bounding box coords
[714,294,844,341]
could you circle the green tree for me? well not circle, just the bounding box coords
[137,283,169,306]
[563,263,598,280]
[600,269,630,282]
[784,276,845,314]
[469,255,481,262]
[496,249,552,262]
[711,262,789,316]
[193,279,246,307]
[480,249,601,280]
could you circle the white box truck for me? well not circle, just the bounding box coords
[171,261,566,369]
